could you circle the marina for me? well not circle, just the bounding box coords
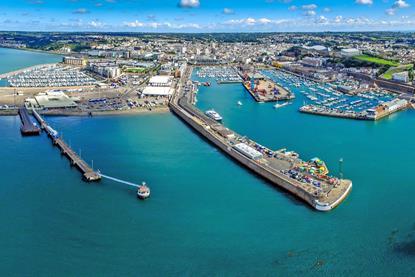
[261,69,408,120]
[196,66,242,84]
[6,64,98,87]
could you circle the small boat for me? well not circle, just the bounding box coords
[205,109,223,121]
[273,102,289,109]
[237,101,243,106]
[137,182,150,199]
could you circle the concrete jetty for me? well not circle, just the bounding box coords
[170,66,352,211]
[241,72,295,103]
[32,109,101,182]
[18,107,41,135]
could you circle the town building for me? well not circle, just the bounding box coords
[340,48,361,57]
[63,56,87,66]
[392,71,409,83]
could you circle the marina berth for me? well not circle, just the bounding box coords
[6,64,98,88]
[261,69,408,121]
[196,66,242,84]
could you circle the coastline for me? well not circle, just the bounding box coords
[0,106,170,117]
[0,46,63,56]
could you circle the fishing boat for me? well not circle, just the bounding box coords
[137,182,150,199]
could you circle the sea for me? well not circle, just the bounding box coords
[1,47,415,276]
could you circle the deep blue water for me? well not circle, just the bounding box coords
[1,52,415,275]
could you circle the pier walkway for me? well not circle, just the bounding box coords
[32,109,101,182]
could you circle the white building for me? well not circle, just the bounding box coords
[25,91,78,109]
[88,63,121,79]
[392,71,409,83]
[148,76,173,87]
[142,86,172,96]
[141,75,173,96]
[300,57,324,67]
[340,48,361,57]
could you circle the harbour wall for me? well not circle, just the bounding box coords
[169,100,319,209]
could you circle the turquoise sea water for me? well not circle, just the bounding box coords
[0,47,61,86]
[1,52,415,275]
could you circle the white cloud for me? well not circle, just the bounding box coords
[304,10,316,16]
[224,17,286,27]
[220,14,415,31]
[393,0,410,8]
[73,8,90,14]
[317,16,329,24]
[288,5,297,11]
[355,0,373,5]
[302,4,317,10]
[334,16,343,23]
[258,18,272,24]
[223,8,234,14]
[178,0,200,8]
[124,20,144,27]
[88,20,104,28]
[386,0,410,16]
[123,20,201,29]
[385,8,396,16]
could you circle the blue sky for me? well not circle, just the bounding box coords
[0,0,414,32]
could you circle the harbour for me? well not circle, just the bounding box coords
[261,69,409,120]
[171,66,352,211]
[2,47,415,276]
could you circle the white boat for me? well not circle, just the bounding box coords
[237,101,243,106]
[205,109,223,121]
[273,102,290,109]
[137,182,150,199]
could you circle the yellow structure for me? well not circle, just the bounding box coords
[272,61,283,68]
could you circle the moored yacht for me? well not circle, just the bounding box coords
[205,109,223,121]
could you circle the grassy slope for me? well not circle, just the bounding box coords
[354,55,399,67]
[381,64,413,80]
